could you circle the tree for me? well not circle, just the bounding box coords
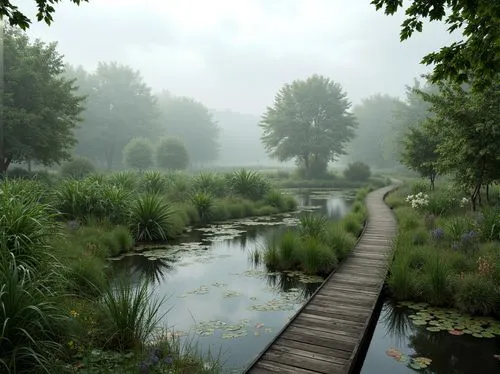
[401,126,439,189]
[260,75,357,178]
[67,62,159,169]
[347,94,403,169]
[122,138,154,171]
[157,92,219,166]
[0,26,84,174]
[386,80,435,163]
[155,137,189,171]
[372,0,500,91]
[421,78,500,209]
[1,1,88,29]
[343,162,372,182]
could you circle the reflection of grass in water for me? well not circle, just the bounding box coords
[380,301,416,346]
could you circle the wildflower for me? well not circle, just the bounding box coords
[164,355,173,365]
[459,197,469,207]
[149,353,159,365]
[431,228,444,241]
[69,310,79,318]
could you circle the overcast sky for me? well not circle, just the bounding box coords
[21,0,457,115]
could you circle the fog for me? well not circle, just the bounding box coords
[14,0,458,169]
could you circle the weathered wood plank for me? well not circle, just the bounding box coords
[245,185,397,374]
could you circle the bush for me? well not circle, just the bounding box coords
[140,170,170,195]
[298,214,328,239]
[325,224,356,260]
[129,195,177,242]
[122,137,154,170]
[156,137,190,171]
[108,171,138,191]
[60,157,96,179]
[343,162,371,181]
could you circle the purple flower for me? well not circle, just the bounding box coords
[431,228,444,241]
[164,356,173,365]
[149,353,159,365]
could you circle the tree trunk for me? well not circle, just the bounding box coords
[429,173,436,191]
[470,183,481,211]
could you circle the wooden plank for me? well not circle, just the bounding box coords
[245,185,397,374]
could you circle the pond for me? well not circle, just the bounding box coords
[360,299,500,374]
[112,189,356,373]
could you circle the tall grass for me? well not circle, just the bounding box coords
[191,192,214,223]
[0,253,69,374]
[129,195,176,242]
[229,169,270,200]
[141,170,170,195]
[97,278,167,351]
[193,172,228,198]
[301,236,338,275]
[298,214,328,239]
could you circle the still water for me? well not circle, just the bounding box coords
[361,300,500,374]
[113,189,355,373]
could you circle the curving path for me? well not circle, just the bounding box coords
[244,184,398,374]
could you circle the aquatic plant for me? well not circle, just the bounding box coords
[192,172,228,198]
[229,169,270,200]
[300,236,337,275]
[454,273,498,316]
[129,195,176,242]
[190,192,214,223]
[298,213,328,239]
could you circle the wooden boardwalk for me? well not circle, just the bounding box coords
[244,185,398,374]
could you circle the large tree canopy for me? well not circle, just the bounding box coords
[67,62,159,169]
[157,92,219,165]
[421,78,500,209]
[260,74,357,178]
[1,26,84,173]
[372,0,500,90]
[1,0,88,29]
[347,94,403,169]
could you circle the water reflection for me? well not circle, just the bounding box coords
[112,189,354,372]
[361,300,500,374]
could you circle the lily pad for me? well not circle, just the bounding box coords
[412,319,428,326]
[426,326,441,332]
[223,290,242,298]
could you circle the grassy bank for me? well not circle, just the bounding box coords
[1,168,299,373]
[261,187,371,276]
[385,181,500,317]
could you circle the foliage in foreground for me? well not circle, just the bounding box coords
[263,187,370,275]
[386,182,500,317]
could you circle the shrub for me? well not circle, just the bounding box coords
[156,137,190,171]
[342,213,364,236]
[122,137,154,170]
[343,162,371,181]
[69,255,108,296]
[422,254,452,306]
[97,278,167,350]
[229,169,270,200]
[129,195,177,242]
[388,240,417,300]
[60,157,96,179]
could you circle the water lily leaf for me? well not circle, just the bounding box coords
[264,328,273,333]
[412,320,428,326]
[426,326,441,332]
[408,361,425,370]
[223,290,242,298]
[396,354,409,363]
[481,332,495,338]
[211,281,227,287]
[472,332,484,338]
